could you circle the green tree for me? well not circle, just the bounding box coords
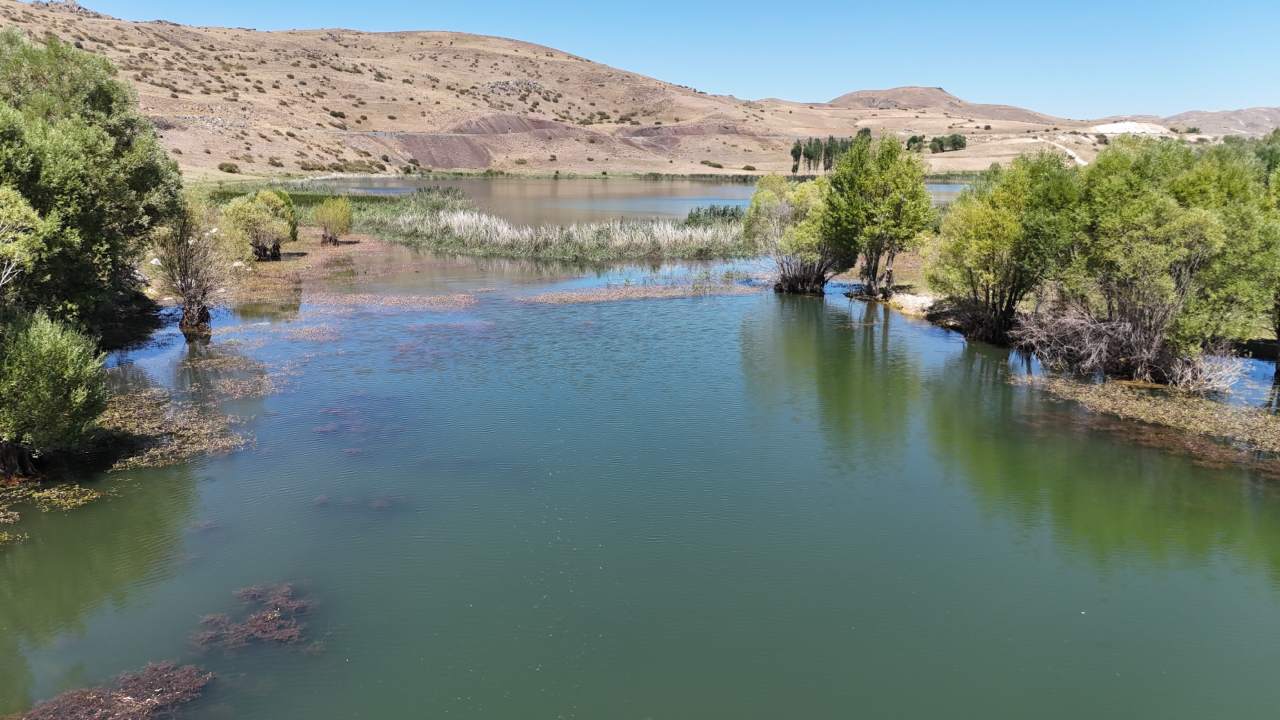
[0,185,46,304]
[0,29,182,330]
[790,140,802,174]
[927,152,1083,342]
[0,312,106,476]
[746,174,847,293]
[929,137,946,153]
[1021,137,1280,387]
[823,136,935,298]
[948,133,968,150]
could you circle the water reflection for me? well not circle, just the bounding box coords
[926,343,1280,582]
[0,465,198,713]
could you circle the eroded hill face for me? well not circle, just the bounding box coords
[1,0,1225,178]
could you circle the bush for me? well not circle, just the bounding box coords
[700,160,724,169]
[221,191,293,261]
[153,197,223,338]
[746,174,842,294]
[0,29,183,332]
[314,196,353,245]
[218,162,241,174]
[0,312,107,475]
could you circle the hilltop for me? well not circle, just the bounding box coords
[2,0,1275,178]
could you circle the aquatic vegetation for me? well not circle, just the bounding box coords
[358,190,753,262]
[193,584,312,651]
[31,484,104,511]
[18,662,213,720]
[1015,376,1280,455]
[95,388,246,470]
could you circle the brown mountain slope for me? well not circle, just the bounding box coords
[1163,108,1280,136]
[829,86,1063,125]
[0,0,1178,177]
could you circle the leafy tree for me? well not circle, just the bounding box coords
[927,152,1083,342]
[747,175,847,293]
[0,29,182,330]
[948,133,968,150]
[823,136,935,298]
[0,311,106,476]
[929,137,946,154]
[0,185,46,303]
[1020,137,1279,387]
[790,139,803,173]
[906,135,925,152]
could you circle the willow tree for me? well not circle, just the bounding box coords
[0,29,182,331]
[823,136,935,298]
[927,152,1083,343]
[746,175,850,294]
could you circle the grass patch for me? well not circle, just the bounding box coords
[357,189,755,263]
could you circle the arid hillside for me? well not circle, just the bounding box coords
[3,0,1275,178]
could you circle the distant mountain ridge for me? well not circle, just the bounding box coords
[3,0,1275,178]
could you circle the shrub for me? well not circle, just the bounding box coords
[700,160,724,169]
[221,191,292,261]
[0,186,46,299]
[314,196,353,245]
[153,197,223,338]
[0,312,107,475]
[218,162,241,174]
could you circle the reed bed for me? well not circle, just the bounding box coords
[357,190,755,263]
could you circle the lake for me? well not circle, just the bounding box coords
[3,186,1280,719]
[308,176,970,225]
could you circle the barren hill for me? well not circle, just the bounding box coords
[3,0,1273,179]
[1163,107,1280,137]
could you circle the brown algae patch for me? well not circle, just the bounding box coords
[97,388,247,470]
[19,662,213,720]
[523,283,758,305]
[193,584,315,651]
[1015,376,1280,456]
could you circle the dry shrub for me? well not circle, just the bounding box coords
[20,662,213,720]
[1015,303,1245,392]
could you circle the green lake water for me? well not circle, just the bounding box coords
[3,185,1280,718]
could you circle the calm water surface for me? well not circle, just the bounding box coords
[3,250,1280,717]
[311,176,968,225]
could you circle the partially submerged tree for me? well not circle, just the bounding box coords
[0,312,106,476]
[315,196,353,246]
[1017,137,1279,388]
[823,136,935,298]
[222,191,294,261]
[746,175,848,294]
[927,152,1082,343]
[153,197,224,339]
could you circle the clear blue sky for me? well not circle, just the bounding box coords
[77,0,1278,118]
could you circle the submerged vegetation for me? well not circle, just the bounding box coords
[18,662,214,720]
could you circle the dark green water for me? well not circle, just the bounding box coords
[3,252,1280,718]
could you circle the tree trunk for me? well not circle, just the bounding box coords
[180,304,212,341]
[0,440,37,478]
